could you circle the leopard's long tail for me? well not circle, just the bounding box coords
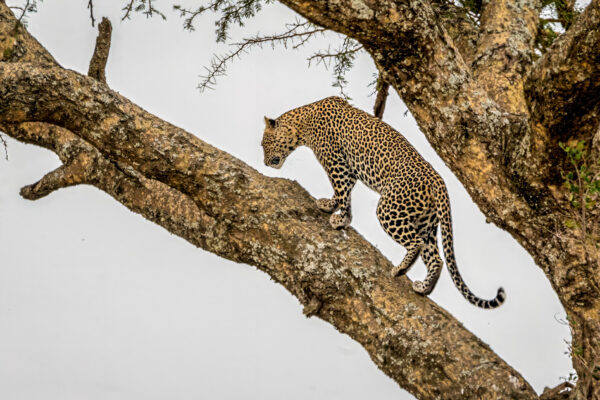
[434,181,505,309]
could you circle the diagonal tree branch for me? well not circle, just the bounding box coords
[3,121,207,234]
[271,2,600,397]
[0,3,539,398]
[0,63,539,400]
[0,63,538,400]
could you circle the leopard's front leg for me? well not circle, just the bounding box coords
[316,161,357,230]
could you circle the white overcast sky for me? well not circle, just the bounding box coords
[0,1,572,399]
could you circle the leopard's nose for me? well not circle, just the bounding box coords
[270,157,281,166]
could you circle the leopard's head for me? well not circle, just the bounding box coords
[261,116,300,169]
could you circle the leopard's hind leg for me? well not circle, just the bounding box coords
[412,221,443,295]
[376,194,423,277]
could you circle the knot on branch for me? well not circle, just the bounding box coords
[299,286,323,317]
[88,17,112,83]
[302,296,322,317]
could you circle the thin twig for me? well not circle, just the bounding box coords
[199,21,325,91]
[87,0,96,26]
[13,0,31,32]
[144,0,165,19]
[174,0,266,37]
[145,0,154,17]
[307,37,363,99]
[121,0,135,21]
[121,0,165,21]
[306,44,363,65]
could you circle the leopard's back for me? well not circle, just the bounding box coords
[265,96,505,309]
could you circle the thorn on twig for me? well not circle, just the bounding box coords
[88,17,112,83]
[373,75,390,120]
[0,133,8,160]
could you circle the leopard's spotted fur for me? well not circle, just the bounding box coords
[261,96,505,309]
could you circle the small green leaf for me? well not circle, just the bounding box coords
[570,185,580,194]
[559,141,567,151]
[564,219,578,229]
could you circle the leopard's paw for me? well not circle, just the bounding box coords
[411,280,432,295]
[329,213,351,230]
[316,198,338,213]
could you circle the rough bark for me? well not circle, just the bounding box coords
[526,0,600,145]
[87,16,112,83]
[373,75,389,119]
[1,0,600,397]
[276,0,600,398]
[0,3,537,400]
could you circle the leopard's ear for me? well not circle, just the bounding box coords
[264,116,277,128]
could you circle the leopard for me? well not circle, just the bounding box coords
[261,96,505,309]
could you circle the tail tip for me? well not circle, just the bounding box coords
[480,287,506,309]
[497,287,506,300]
[492,287,506,308]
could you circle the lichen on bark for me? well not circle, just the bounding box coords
[1,0,600,398]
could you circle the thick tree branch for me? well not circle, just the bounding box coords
[274,2,600,397]
[472,0,540,113]
[429,0,479,64]
[0,63,539,400]
[3,121,207,236]
[0,3,540,398]
[525,0,600,143]
[0,4,55,66]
